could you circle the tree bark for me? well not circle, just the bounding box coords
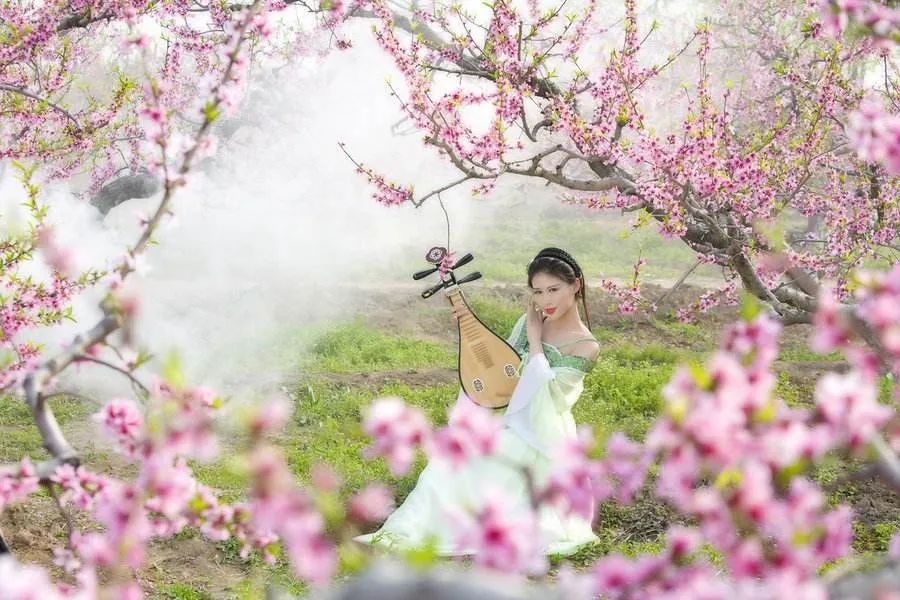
[89,171,161,217]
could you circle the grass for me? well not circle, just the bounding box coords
[577,349,676,440]
[304,320,456,373]
[465,208,723,285]
[778,345,844,362]
[0,394,97,461]
[157,584,213,600]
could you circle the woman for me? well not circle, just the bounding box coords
[356,247,601,556]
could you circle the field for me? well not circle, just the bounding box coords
[1,209,897,598]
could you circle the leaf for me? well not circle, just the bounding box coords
[739,292,762,322]
[689,361,712,391]
[714,468,742,490]
[162,351,185,389]
[202,101,222,123]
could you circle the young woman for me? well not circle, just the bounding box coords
[356,247,601,556]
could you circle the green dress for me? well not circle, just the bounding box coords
[356,313,599,556]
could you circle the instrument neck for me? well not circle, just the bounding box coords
[445,286,475,323]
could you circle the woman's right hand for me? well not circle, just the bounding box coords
[525,298,545,348]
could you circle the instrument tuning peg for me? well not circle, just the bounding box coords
[451,253,474,270]
[456,271,482,285]
[421,280,446,299]
[413,266,439,280]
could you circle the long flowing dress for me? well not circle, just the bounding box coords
[355,313,599,556]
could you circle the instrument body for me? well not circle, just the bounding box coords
[445,286,521,409]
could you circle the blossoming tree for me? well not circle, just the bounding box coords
[1,0,900,598]
[346,0,899,343]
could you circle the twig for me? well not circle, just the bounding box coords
[74,354,151,398]
[656,259,703,308]
[0,83,82,131]
[46,481,76,545]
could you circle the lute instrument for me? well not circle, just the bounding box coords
[414,247,521,409]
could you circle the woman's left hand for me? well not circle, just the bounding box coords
[526,298,544,350]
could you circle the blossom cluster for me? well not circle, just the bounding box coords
[599,256,653,315]
[847,99,900,175]
[818,0,900,40]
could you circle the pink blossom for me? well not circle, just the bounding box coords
[454,489,546,575]
[0,555,66,599]
[812,283,851,353]
[310,463,341,492]
[889,531,900,558]
[35,226,77,276]
[592,554,643,595]
[543,428,606,520]
[815,371,892,448]
[426,398,503,469]
[437,250,457,277]
[605,432,651,504]
[666,526,702,560]
[95,399,144,456]
[0,458,39,512]
[362,396,431,475]
[142,457,197,519]
[249,395,292,436]
[847,99,900,174]
[347,483,395,524]
[284,533,337,586]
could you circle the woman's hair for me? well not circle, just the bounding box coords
[527,247,591,330]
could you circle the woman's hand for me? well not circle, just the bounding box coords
[526,298,544,351]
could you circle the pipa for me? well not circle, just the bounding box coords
[414,247,521,409]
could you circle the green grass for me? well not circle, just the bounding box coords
[775,372,815,408]
[648,318,714,348]
[282,379,461,499]
[157,584,213,600]
[878,374,897,404]
[304,320,456,373]
[778,346,844,362]
[0,394,97,461]
[465,209,723,285]
[602,343,688,367]
[577,350,674,440]
[853,521,900,553]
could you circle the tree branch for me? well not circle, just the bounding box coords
[413,175,476,207]
[0,83,82,131]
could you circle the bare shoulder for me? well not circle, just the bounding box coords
[568,337,601,362]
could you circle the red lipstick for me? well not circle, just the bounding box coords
[544,307,556,315]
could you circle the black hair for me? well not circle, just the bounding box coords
[527,247,591,330]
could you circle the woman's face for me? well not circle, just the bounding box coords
[529,271,579,322]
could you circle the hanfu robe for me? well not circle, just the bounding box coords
[355,313,599,556]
